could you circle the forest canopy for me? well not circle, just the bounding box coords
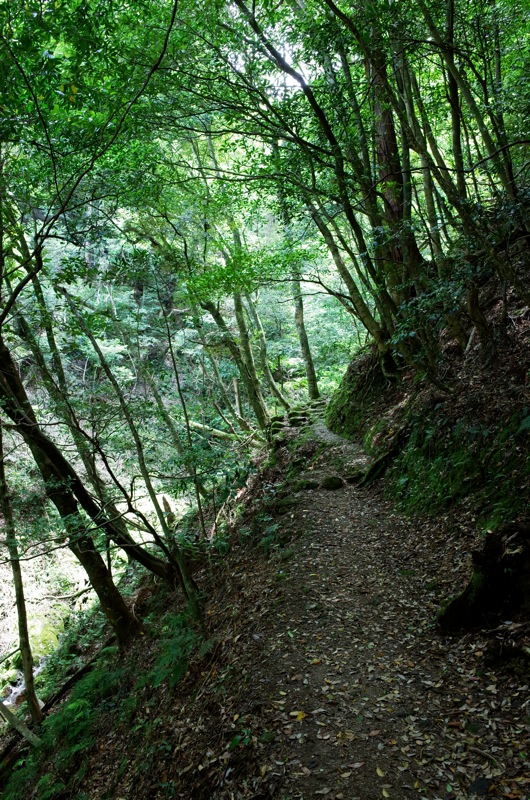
[0,0,529,717]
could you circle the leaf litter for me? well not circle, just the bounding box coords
[28,425,530,800]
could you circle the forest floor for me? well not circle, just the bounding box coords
[3,292,530,799]
[2,415,530,800]
[81,418,529,800]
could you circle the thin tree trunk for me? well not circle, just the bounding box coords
[31,448,142,648]
[110,307,209,500]
[189,305,252,432]
[9,239,140,566]
[417,0,515,196]
[467,285,495,358]
[446,0,467,199]
[234,0,408,339]
[273,145,320,400]
[244,293,290,408]
[158,295,207,539]
[421,152,443,259]
[15,299,133,544]
[201,299,270,430]
[233,291,270,429]
[62,292,202,619]
[490,0,515,193]
[0,338,144,646]
[305,201,390,354]
[0,700,41,747]
[233,378,242,418]
[12,308,174,581]
[291,273,320,400]
[144,373,209,498]
[0,425,42,725]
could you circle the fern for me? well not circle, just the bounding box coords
[35,775,68,800]
[146,618,196,688]
[198,637,217,658]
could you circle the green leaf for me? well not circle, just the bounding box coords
[516,415,530,434]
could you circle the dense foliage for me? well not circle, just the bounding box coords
[0,0,529,788]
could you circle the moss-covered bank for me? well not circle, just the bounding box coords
[325,350,393,441]
[326,345,530,531]
[386,407,530,529]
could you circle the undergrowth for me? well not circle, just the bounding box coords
[386,407,530,529]
[3,612,197,800]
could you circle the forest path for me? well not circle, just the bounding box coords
[211,426,529,800]
[53,421,530,800]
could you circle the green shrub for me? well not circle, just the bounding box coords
[3,615,197,800]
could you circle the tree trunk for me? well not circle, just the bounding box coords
[291,273,320,400]
[202,299,270,430]
[272,147,320,401]
[417,0,515,197]
[0,338,141,647]
[62,294,202,619]
[14,297,144,554]
[244,293,290,409]
[233,378,242,418]
[0,700,42,747]
[369,47,423,301]
[306,201,391,356]
[467,285,495,360]
[145,373,209,497]
[0,425,42,726]
[233,291,270,429]
[11,310,176,582]
[111,307,209,500]
[30,443,142,648]
[446,0,467,199]
[421,152,443,259]
[32,446,140,648]
[189,303,253,432]
[159,298,207,539]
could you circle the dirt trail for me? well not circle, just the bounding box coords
[83,423,530,800]
[206,428,529,800]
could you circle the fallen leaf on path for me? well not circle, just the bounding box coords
[289,710,306,720]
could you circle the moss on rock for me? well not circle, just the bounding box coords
[321,476,344,490]
[293,479,320,491]
[28,604,70,658]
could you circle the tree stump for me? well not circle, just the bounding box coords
[439,522,530,631]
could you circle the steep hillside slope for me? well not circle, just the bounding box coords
[1,400,529,799]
